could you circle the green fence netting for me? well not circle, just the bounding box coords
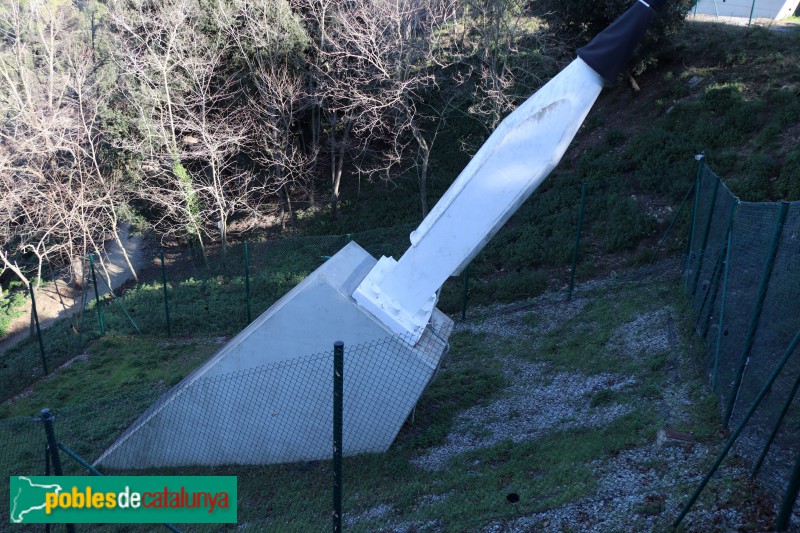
[686,163,800,512]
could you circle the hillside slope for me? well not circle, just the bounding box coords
[298,19,799,310]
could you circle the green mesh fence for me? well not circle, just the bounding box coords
[686,164,800,510]
[0,324,451,531]
[9,163,800,527]
[0,226,416,403]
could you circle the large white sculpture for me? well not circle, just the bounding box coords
[355,0,667,341]
[96,0,667,469]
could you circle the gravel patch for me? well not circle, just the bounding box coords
[455,292,587,340]
[480,442,755,532]
[413,357,637,471]
[608,308,672,358]
[400,275,785,531]
[344,503,393,528]
[381,519,442,532]
[416,492,451,509]
[344,503,442,533]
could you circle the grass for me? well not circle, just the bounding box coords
[0,288,26,337]
[0,268,761,530]
[0,335,220,419]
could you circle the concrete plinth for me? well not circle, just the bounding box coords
[95,242,453,469]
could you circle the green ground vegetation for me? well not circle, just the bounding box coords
[0,287,26,337]
[0,276,741,531]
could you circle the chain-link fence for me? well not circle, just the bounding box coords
[0,225,418,403]
[684,162,800,526]
[3,180,645,406]
[10,157,799,528]
[1,322,453,530]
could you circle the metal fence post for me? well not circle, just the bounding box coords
[748,0,757,26]
[776,449,800,531]
[723,202,789,428]
[54,441,184,533]
[568,182,587,301]
[161,250,172,337]
[698,200,738,339]
[647,180,695,270]
[94,275,141,335]
[712,228,733,391]
[750,368,800,478]
[44,442,51,533]
[690,176,721,296]
[89,254,105,335]
[29,283,49,375]
[333,340,344,533]
[461,265,470,320]
[39,409,76,533]
[75,262,90,354]
[685,154,704,288]
[244,242,252,324]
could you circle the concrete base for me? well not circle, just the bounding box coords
[95,242,453,469]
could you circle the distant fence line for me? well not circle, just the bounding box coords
[2,175,641,402]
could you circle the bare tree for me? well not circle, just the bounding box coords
[247,62,312,230]
[0,0,133,289]
[224,0,312,230]
[109,0,263,259]
[299,0,451,218]
[451,0,569,139]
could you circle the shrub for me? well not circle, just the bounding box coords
[728,154,778,201]
[490,269,550,303]
[601,195,655,252]
[0,290,26,337]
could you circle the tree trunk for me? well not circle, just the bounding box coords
[112,224,139,283]
[279,191,286,231]
[220,217,227,266]
[330,116,352,221]
[71,255,85,288]
[279,184,293,231]
[286,188,295,225]
[330,112,339,219]
[413,125,431,217]
[419,148,430,218]
[197,230,210,272]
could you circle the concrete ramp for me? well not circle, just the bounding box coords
[95,242,453,469]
